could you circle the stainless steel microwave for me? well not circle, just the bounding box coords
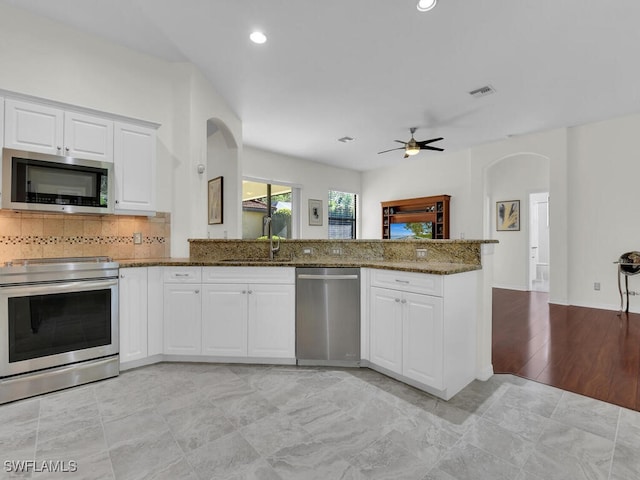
[1,148,114,214]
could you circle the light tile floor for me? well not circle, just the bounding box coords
[1,363,640,480]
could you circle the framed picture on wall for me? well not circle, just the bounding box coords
[308,199,323,226]
[496,200,520,231]
[208,176,223,225]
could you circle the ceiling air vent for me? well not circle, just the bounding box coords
[468,85,496,98]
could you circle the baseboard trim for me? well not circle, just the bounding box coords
[476,364,494,381]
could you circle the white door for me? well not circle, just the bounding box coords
[369,286,403,374]
[64,112,114,162]
[402,292,444,389]
[114,122,156,212]
[201,284,248,356]
[163,284,201,355]
[4,99,63,155]
[247,284,295,358]
[119,267,148,364]
[529,192,550,292]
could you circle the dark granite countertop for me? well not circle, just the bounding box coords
[115,257,480,275]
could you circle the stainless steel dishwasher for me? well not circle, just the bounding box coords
[295,267,360,367]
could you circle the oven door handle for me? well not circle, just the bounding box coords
[0,278,118,296]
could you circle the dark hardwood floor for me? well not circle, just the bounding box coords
[492,288,640,411]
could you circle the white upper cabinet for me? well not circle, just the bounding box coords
[63,111,113,162]
[114,121,156,213]
[4,99,64,155]
[0,97,4,198]
[4,99,114,162]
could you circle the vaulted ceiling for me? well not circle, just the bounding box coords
[3,0,640,171]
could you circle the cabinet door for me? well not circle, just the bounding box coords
[119,267,148,364]
[147,266,164,356]
[201,284,248,356]
[247,284,295,358]
[114,122,156,213]
[64,112,114,162]
[369,286,403,374]
[163,284,201,355]
[4,99,63,155]
[402,292,444,389]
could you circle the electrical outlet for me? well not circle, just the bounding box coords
[594,282,600,291]
[416,248,428,258]
[133,232,142,245]
[331,247,342,255]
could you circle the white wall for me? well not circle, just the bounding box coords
[242,147,361,239]
[206,122,238,239]
[361,149,473,239]
[567,113,640,311]
[487,154,549,290]
[0,4,241,256]
[472,129,568,306]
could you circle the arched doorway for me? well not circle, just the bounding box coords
[206,118,239,238]
[485,153,550,292]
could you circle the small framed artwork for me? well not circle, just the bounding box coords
[208,176,223,225]
[308,199,323,226]
[496,200,520,231]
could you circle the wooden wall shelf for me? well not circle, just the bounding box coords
[381,194,450,239]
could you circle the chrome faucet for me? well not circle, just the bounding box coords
[264,216,280,260]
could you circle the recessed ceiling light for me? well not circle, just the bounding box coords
[249,31,267,44]
[417,0,437,12]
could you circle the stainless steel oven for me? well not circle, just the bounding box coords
[0,257,119,404]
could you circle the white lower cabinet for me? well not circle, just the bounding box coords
[369,287,403,374]
[147,266,164,356]
[369,287,443,388]
[163,283,202,355]
[402,291,443,389]
[247,284,295,358]
[161,267,295,361]
[201,284,248,356]
[201,267,296,360]
[368,269,476,400]
[119,267,148,364]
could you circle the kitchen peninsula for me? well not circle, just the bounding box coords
[117,238,497,401]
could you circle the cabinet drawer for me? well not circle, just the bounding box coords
[163,266,202,283]
[370,269,443,297]
[202,266,295,284]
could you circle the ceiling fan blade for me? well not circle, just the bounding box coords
[420,146,444,151]
[417,137,444,146]
[377,147,405,154]
[394,140,408,145]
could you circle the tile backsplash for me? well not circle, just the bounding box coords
[0,210,170,264]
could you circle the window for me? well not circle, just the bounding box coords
[242,180,295,239]
[328,190,357,239]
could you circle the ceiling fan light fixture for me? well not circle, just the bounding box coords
[417,0,437,12]
[405,146,421,156]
